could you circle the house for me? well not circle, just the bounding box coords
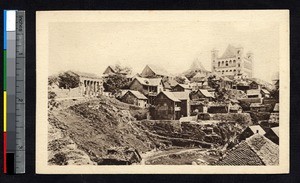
[216,134,278,166]
[172,91,191,117]
[238,125,266,141]
[172,84,192,92]
[151,91,181,120]
[129,77,163,104]
[103,65,117,75]
[190,89,215,101]
[140,64,171,79]
[121,90,148,108]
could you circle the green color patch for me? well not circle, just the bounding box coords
[3,50,6,90]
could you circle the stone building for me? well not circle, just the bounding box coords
[211,45,253,78]
[78,73,104,97]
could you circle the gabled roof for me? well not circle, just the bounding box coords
[123,90,148,100]
[216,141,264,165]
[159,91,180,102]
[172,91,190,100]
[199,89,215,98]
[220,45,238,59]
[216,134,278,166]
[103,65,117,74]
[146,64,169,76]
[248,125,266,136]
[245,134,279,165]
[134,77,162,86]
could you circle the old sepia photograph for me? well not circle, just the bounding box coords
[36,11,289,174]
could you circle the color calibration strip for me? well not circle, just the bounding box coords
[3,10,26,174]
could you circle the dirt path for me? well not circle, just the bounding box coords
[140,148,205,165]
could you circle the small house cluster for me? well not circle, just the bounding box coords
[99,45,279,123]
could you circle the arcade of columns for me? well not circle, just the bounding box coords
[79,77,104,97]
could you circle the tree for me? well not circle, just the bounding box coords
[104,74,130,94]
[58,71,80,89]
[103,64,132,94]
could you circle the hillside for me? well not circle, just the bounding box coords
[48,95,251,165]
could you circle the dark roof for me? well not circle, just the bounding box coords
[216,141,264,165]
[216,134,279,166]
[123,90,148,100]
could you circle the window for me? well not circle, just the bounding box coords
[238,63,241,67]
[226,61,228,66]
[230,70,232,72]
[233,60,236,64]
[234,69,236,72]
[218,62,220,66]
[226,70,228,72]
[229,60,232,64]
[222,61,224,66]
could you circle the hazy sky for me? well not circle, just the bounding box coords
[49,21,279,82]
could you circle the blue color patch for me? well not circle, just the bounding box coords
[4,10,7,49]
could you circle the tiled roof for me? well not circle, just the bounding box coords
[216,134,279,166]
[246,134,279,165]
[124,90,148,100]
[135,77,162,86]
[216,141,264,165]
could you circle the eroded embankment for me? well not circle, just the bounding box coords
[48,96,251,165]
